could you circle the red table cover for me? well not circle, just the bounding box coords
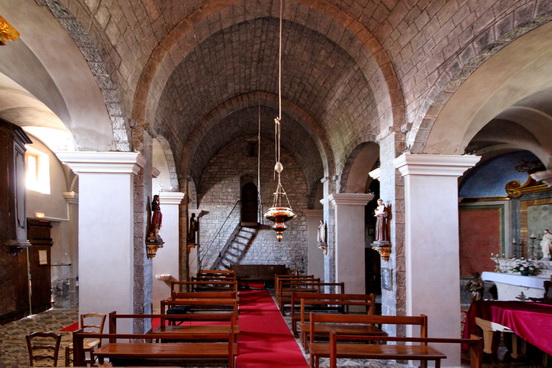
[464,301,552,355]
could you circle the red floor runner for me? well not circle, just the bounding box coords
[237,289,309,368]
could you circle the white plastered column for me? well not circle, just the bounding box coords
[152,191,185,313]
[304,209,324,280]
[394,153,480,366]
[328,193,374,294]
[57,152,145,333]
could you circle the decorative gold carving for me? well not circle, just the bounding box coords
[520,197,552,258]
[373,245,391,261]
[0,16,20,45]
[506,173,549,198]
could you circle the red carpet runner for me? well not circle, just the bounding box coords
[237,289,309,367]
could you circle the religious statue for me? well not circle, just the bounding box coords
[374,199,388,244]
[464,272,484,302]
[148,195,163,241]
[541,229,552,260]
[188,213,198,244]
[317,220,328,254]
[317,220,326,245]
[145,194,164,258]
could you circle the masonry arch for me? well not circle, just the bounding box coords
[415,20,552,163]
[340,142,380,194]
[0,0,119,152]
[177,92,331,196]
[133,0,402,139]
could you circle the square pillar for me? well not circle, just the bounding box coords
[152,192,185,312]
[304,209,324,280]
[328,193,374,294]
[57,152,145,332]
[394,153,480,366]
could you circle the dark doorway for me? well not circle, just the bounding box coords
[365,178,381,296]
[241,183,258,227]
[27,219,53,314]
[365,248,381,296]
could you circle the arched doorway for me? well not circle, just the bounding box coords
[241,182,258,227]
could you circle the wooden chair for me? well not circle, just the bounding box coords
[65,313,106,366]
[25,331,61,367]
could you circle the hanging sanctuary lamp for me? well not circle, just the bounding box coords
[264,0,296,242]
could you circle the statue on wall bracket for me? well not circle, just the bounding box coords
[372,198,391,261]
[317,220,328,255]
[146,194,164,258]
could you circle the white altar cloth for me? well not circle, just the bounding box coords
[482,271,548,300]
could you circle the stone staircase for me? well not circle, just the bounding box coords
[211,225,258,270]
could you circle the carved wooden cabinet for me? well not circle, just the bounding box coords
[0,118,32,253]
[0,118,32,323]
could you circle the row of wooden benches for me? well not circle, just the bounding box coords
[275,273,483,368]
[72,310,482,368]
[74,270,240,367]
[71,270,483,367]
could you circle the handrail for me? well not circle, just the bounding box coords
[199,200,241,269]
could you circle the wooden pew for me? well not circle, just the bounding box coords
[290,288,350,335]
[308,313,482,368]
[73,329,236,368]
[274,274,314,296]
[171,280,238,293]
[329,332,482,368]
[276,278,321,314]
[108,311,239,342]
[193,270,237,283]
[161,297,239,318]
[198,269,236,278]
[296,293,376,348]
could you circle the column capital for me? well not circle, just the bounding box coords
[328,193,375,207]
[394,153,480,177]
[62,191,79,204]
[56,151,146,174]
[159,191,185,205]
[369,168,381,181]
[190,209,208,219]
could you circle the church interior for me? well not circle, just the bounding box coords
[1,0,552,366]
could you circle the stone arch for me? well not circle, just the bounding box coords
[410,11,552,156]
[177,91,334,187]
[133,0,403,135]
[339,142,380,194]
[420,20,552,168]
[153,135,180,192]
[0,73,75,152]
[37,0,131,151]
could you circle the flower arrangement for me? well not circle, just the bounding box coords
[509,257,540,276]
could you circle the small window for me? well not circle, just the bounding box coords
[25,146,50,194]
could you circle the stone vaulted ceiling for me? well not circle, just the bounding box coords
[2,0,552,192]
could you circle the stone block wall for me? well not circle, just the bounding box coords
[198,138,309,273]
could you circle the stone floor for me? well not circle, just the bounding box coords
[0,306,77,368]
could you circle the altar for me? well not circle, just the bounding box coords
[481,272,549,300]
[464,300,552,356]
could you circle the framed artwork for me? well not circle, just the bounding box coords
[381,268,393,291]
